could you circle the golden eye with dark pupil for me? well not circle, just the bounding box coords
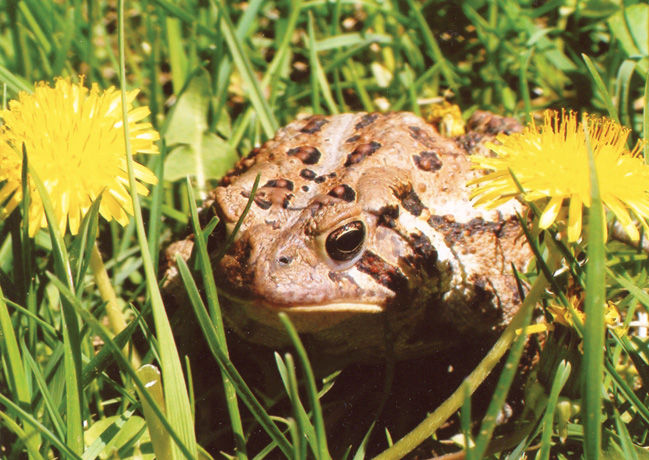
[325,221,366,261]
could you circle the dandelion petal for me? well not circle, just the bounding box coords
[567,194,582,242]
[539,196,564,229]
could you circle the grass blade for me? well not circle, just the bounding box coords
[615,59,636,129]
[70,195,101,293]
[582,53,619,123]
[581,114,606,460]
[278,353,308,460]
[0,65,32,93]
[136,365,174,460]
[117,1,197,457]
[0,284,42,453]
[0,284,30,406]
[21,341,66,440]
[537,361,572,460]
[279,313,331,460]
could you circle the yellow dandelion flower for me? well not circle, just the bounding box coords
[0,77,159,237]
[469,109,649,242]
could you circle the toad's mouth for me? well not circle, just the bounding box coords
[218,288,385,312]
[218,291,384,332]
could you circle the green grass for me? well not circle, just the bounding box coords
[1,0,649,458]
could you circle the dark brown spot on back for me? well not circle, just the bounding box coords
[314,175,327,184]
[300,168,317,180]
[355,113,379,130]
[300,116,329,133]
[357,251,409,294]
[413,151,443,172]
[397,186,425,216]
[241,191,272,210]
[254,198,272,210]
[344,141,381,166]
[408,125,437,148]
[346,134,360,143]
[328,184,356,202]
[263,179,294,190]
[377,205,399,228]
[287,146,321,164]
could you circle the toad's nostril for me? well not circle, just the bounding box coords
[278,256,292,265]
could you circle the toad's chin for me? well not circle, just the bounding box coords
[217,294,396,356]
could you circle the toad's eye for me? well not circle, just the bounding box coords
[325,220,366,261]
